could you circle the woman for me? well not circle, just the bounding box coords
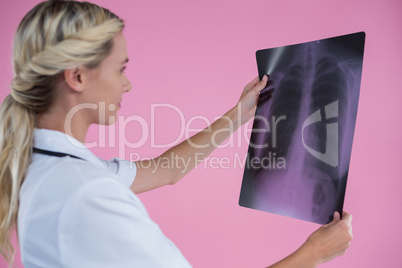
[0,0,352,267]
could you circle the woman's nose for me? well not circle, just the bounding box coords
[123,75,132,92]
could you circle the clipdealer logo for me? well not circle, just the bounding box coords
[302,100,339,167]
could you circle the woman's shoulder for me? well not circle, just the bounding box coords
[19,155,126,222]
[18,156,143,266]
[31,155,113,183]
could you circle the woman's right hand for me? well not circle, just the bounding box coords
[303,211,353,264]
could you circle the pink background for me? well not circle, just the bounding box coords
[1,0,401,267]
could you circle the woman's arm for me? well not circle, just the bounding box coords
[130,75,268,194]
[129,76,353,267]
[267,211,353,268]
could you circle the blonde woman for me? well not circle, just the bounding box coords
[0,0,352,267]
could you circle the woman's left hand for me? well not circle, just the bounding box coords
[237,75,268,125]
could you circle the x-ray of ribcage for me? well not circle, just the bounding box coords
[239,32,365,224]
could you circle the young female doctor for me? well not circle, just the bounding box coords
[0,0,352,267]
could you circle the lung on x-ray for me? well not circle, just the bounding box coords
[239,32,365,224]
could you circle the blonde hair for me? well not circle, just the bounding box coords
[0,0,124,264]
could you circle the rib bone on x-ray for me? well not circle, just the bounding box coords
[239,32,365,224]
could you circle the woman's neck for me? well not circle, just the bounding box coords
[36,106,90,144]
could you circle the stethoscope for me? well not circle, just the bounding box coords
[32,147,84,161]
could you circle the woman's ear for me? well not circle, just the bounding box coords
[63,67,85,93]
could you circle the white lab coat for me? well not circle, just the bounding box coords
[18,128,191,268]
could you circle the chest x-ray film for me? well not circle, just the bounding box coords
[239,32,365,224]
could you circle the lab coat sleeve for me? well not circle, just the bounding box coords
[57,178,191,268]
[100,158,137,187]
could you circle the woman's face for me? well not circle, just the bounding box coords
[80,32,132,125]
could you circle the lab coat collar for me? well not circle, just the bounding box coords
[33,128,106,168]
